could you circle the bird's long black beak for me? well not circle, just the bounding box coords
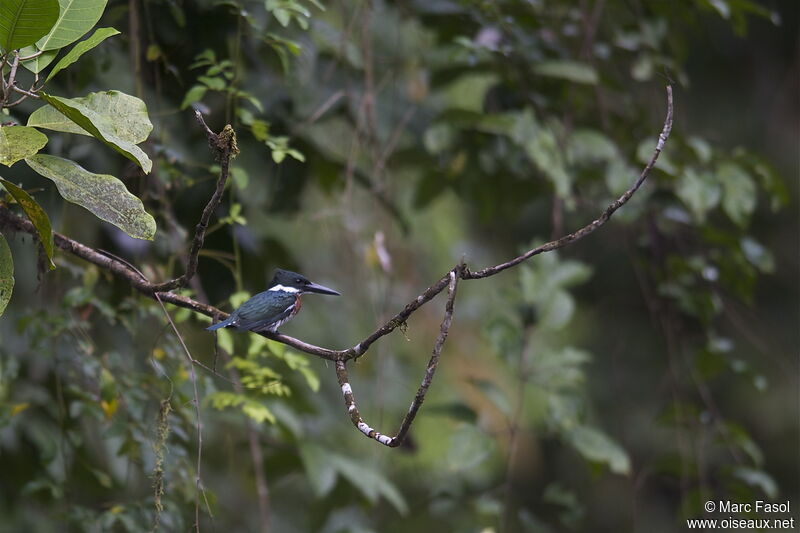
[305,281,340,296]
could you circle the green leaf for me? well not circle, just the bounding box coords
[19,45,58,73]
[216,328,234,354]
[198,75,225,90]
[426,402,478,423]
[0,126,48,167]
[0,233,13,317]
[568,129,618,164]
[472,379,512,417]
[206,392,276,424]
[423,123,455,155]
[180,85,207,110]
[38,92,152,173]
[567,425,631,475]
[30,90,152,143]
[447,425,494,472]
[534,60,599,84]
[298,443,337,497]
[687,136,712,164]
[305,441,411,516]
[676,167,721,223]
[531,347,589,390]
[732,467,778,499]
[443,73,498,112]
[36,0,109,51]
[513,110,571,198]
[540,290,575,330]
[0,0,59,51]
[740,237,774,273]
[25,154,156,240]
[0,178,55,268]
[331,454,409,515]
[45,26,119,82]
[719,161,756,226]
[605,157,638,196]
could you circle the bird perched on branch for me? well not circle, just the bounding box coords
[206,269,340,333]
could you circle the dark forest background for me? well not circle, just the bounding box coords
[0,1,797,531]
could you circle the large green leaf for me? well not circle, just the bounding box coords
[298,443,408,514]
[19,44,58,73]
[30,90,152,143]
[45,26,119,81]
[330,454,409,515]
[677,167,721,223]
[0,0,59,51]
[567,425,631,475]
[534,60,599,84]
[0,233,13,317]
[38,92,152,173]
[443,73,498,112]
[25,154,156,240]
[0,126,48,167]
[513,110,571,198]
[0,178,55,268]
[719,161,756,227]
[36,0,108,51]
[298,443,337,497]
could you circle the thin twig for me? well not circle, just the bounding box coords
[97,249,214,528]
[294,89,345,131]
[18,50,44,61]
[153,293,213,531]
[1,52,21,105]
[4,94,30,108]
[9,84,40,98]
[149,112,238,292]
[463,85,673,279]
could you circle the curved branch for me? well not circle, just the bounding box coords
[464,85,673,279]
[0,86,673,365]
[335,268,460,447]
[0,86,673,449]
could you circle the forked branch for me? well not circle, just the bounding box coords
[149,112,239,293]
[0,86,674,447]
[336,267,461,447]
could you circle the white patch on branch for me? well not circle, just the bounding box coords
[657,133,667,151]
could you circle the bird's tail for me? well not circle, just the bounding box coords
[206,317,233,331]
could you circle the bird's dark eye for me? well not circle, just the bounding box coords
[296,278,304,283]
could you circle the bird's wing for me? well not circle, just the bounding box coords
[231,290,296,331]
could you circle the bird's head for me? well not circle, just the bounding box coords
[269,269,340,295]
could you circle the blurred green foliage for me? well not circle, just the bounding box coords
[0,0,797,532]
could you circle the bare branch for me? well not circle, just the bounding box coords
[150,112,238,292]
[9,83,40,98]
[1,52,20,106]
[0,85,673,449]
[334,266,460,447]
[0,87,673,368]
[4,94,30,108]
[336,263,456,448]
[463,84,674,279]
[18,50,43,61]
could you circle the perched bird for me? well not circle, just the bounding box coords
[206,269,340,333]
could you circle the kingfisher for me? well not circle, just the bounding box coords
[206,269,340,333]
